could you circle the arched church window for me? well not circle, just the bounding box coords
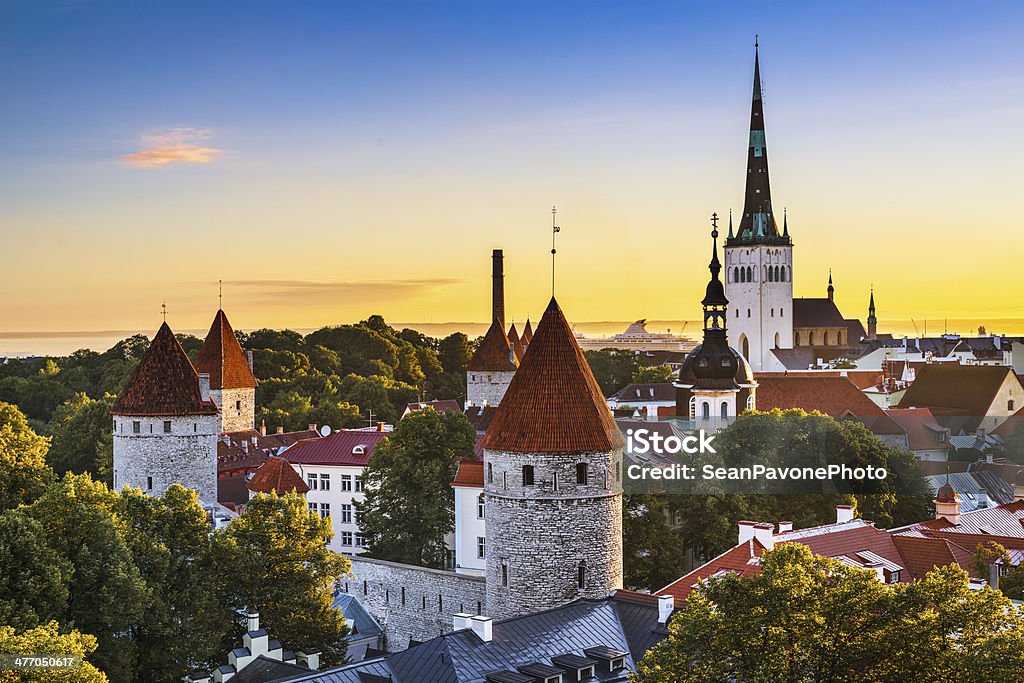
[702,402,711,419]
[721,401,729,418]
[809,331,816,345]
[746,266,753,282]
[775,332,781,348]
[689,396,697,420]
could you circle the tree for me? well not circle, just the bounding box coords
[24,474,147,681]
[0,621,108,683]
[46,394,115,482]
[634,544,1024,683]
[219,492,351,666]
[439,333,472,375]
[0,509,71,630]
[584,349,642,397]
[0,402,54,510]
[622,495,688,592]
[1002,564,1024,601]
[357,409,476,568]
[632,365,675,383]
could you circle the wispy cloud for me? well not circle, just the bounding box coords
[121,127,222,168]
[224,278,465,304]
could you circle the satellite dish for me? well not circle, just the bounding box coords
[320,425,332,437]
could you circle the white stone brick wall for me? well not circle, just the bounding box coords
[211,387,255,433]
[112,413,218,502]
[466,370,515,407]
[725,243,793,371]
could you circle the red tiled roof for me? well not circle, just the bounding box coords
[467,319,517,372]
[217,429,321,474]
[112,323,219,416]
[483,298,625,454]
[885,408,948,451]
[658,539,767,601]
[896,500,1024,549]
[897,364,1015,415]
[194,309,258,390]
[522,319,534,346]
[507,324,525,363]
[891,535,977,580]
[991,407,1024,441]
[246,456,310,494]
[753,375,885,417]
[282,429,389,466]
[783,522,909,581]
[451,460,484,488]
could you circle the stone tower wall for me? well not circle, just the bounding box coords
[483,447,623,620]
[211,387,255,433]
[724,243,793,371]
[112,414,218,501]
[466,370,515,407]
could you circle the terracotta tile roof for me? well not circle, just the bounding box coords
[753,375,885,417]
[756,370,882,391]
[112,322,219,416]
[793,298,847,329]
[246,456,310,494]
[890,534,978,579]
[465,405,498,433]
[216,429,321,474]
[897,364,1016,416]
[451,460,484,488]
[895,500,1024,548]
[781,521,908,581]
[885,408,949,451]
[467,319,517,372]
[991,407,1024,441]
[482,298,625,454]
[282,428,389,467]
[522,319,534,346]
[507,324,526,363]
[194,309,257,390]
[658,539,767,601]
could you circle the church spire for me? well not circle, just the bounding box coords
[731,38,787,245]
[867,287,877,339]
[694,214,738,389]
[827,270,834,302]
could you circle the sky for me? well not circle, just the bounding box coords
[2,1,1023,344]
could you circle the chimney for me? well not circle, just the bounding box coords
[245,611,259,632]
[308,423,317,433]
[492,249,505,329]
[452,613,473,631]
[470,615,493,643]
[260,419,267,437]
[377,422,385,432]
[276,426,284,434]
[246,349,254,372]
[295,649,320,671]
[753,522,775,550]
[738,520,756,545]
[198,372,211,402]
[836,505,855,524]
[989,564,1001,591]
[863,561,885,582]
[777,521,793,534]
[657,594,675,624]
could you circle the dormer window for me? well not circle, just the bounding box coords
[352,445,366,455]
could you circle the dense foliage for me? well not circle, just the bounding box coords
[634,544,1024,683]
[357,408,477,568]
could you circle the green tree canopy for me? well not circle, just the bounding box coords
[0,621,108,683]
[357,408,476,568]
[0,402,54,510]
[46,394,114,483]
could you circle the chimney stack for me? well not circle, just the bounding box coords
[836,505,855,524]
[452,613,473,631]
[657,594,675,624]
[470,615,493,642]
[777,521,793,534]
[295,649,321,671]
[753,522,774,550]
[492,249,505,329]
[198,372,211,402]
[738,520,756,545]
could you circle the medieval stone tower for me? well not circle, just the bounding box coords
[111,322,219,501]
[195,308,258,433]
[482,297,624,620]
[466,249,518,407]
[724,41,794,371]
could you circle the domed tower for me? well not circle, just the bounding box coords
[935,472,961,525]
[676,217,758,418]
[195,309,257,433]
[724,40,794,371]
[111,322,219,501]
[482,298,624,620]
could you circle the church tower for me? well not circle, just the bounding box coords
[467,250,518,407]
[724,40,793,371]
[867,288,877,340]
[482,298,624,620]
[111,322,219,501]
[195,309,258,433]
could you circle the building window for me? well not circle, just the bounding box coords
[354,477,364,493]
[477,494,485,519]
[163,420,171,433]
[341,504,352,524]
[577,560,587,589]
[502,471,508,490]
[355,533,365,547]
[319,473,330,490]
[235,400,242,410]
[308,502,318,514]
[576,462,588,485]
[1010,400,1015,411]
[147,476,153,490]
[487,463,493,484]
[307,474,318,490]
[552,472,559,492]
[702,402,711,419]
[615,461,621,482]
[477,536,486,559]
[340,531,353,546]
[721,401,729,418]
[133,421,141,434]
[193,423,197,432]
[341,474,352,491]
[522,465,535,486]
[149,423,153,433]
[319,502,330,519]
[747,309,751,318]
[501,561,509,586]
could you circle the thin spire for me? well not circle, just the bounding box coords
[218,279,223,310]
[727,209,734,239]
[551,205,560,297]
[827,270,834,301]
[161,302,167,323]
[753,35,762,101]
[709,212,722,275]
[782,207,789,237]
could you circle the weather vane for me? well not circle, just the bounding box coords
[161,302,167,322]
[551,205,561,296]
[219,279,223,309]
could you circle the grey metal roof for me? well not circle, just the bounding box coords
[333,592,385,644]
[283,594,668,683]
[233,655,310,683]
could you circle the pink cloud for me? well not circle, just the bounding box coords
[121,128,222,168]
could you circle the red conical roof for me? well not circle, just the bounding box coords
[483,298,624,453]
[468,319,517,372]
[507,324,525,363]
[522,319,534,346]
[195,309,257,390]
[246,456,309,495]
[112,323,219,416]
